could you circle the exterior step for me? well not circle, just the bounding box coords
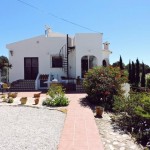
[10,80,35,92]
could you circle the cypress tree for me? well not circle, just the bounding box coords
[141,62,146,87]
[135,58,140,87]
[131,61,135,84]
[128,61,132,83]
[119,55,124,70]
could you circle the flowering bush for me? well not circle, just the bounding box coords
[42,84,69,107]
[83,66,128,110]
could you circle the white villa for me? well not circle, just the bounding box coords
[6,28,112,90]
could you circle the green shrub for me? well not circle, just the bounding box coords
[83,66,128,110]
[52,96,69,106]
[146,77,150,88]
[113,95,126,112]
[42,96,69,107]
[42,84,69,107]
[47,84,65,98]
[113,92,150,146]
[42,98,52,106]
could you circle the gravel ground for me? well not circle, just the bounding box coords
[95,112,143,150]
[0,106,66,150]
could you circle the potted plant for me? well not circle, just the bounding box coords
[95,106,104,117]
[20,97,27,104]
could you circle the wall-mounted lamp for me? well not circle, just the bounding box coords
[10,50,13,56]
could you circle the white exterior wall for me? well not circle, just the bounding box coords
[6,32,112,82]
[74,33,103,78]
[6,35,68,82]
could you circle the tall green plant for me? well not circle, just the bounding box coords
[131,61,135,85]
[128,61,132,83]
[119,55,124,70]
[135,58,140,87]
[141,63,146,87]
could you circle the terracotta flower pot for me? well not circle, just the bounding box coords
[8,92,18,98]
[95,106,104,117]
[34,98,39,105]
[20,97,27,104]
[33,93,41,98]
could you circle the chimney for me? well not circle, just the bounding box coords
[45,25,52,37]
[103,41,110,50]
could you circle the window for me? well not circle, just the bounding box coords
[51,56,62,68]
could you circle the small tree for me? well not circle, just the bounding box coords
[141,63,146,87]
[135,58,140,87]
[0,56,10,69]
[119,55,124,70]
[128,61,132,83]
[131,61,135,85]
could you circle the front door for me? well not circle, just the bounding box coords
[24,57,38,80]
[81,56,88,78]
[81,55,97,78]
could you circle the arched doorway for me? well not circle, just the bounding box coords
[102,60,107,67]
[81,55,97,78]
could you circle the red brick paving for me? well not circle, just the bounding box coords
[58,94,104,150]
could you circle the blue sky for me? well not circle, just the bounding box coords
[1,0,150,65]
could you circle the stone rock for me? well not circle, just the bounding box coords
[95,112,143,150]
[120,147,125,150]
[109,144,115,150]
[113,141,119,145]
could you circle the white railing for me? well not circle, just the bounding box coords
[35,73,40,90]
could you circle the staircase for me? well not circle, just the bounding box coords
[10,80,36,92]
[59,34,75,77]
